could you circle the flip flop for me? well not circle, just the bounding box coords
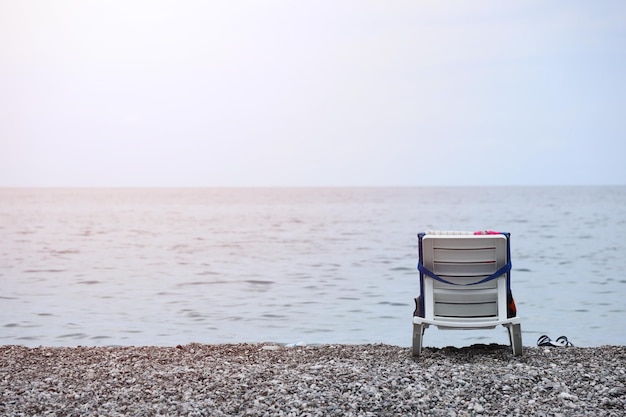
[537,335,565,347]
[555,335,574,347]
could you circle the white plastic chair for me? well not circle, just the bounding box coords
[412,231,522,356]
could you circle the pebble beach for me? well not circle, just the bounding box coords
[1,343,624,416]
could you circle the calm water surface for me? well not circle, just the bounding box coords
[1,187,625,348]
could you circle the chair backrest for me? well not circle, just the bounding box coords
[418,232,511,323]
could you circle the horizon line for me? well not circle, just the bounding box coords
[1,184,624,189]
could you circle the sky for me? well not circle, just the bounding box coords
[1,0,625,187]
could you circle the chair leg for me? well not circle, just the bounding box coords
[508,323,523,356]
[412,323,425,357]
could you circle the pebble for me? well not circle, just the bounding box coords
[0,343,624,416]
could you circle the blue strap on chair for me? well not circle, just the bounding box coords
[417,261,511,286]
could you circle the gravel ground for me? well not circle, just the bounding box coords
[1,343,624,416]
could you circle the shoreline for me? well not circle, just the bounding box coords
[1,344,624,416]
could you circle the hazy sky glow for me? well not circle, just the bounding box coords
[1,0,625,186]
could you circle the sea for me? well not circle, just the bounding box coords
[1,187,625,348]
